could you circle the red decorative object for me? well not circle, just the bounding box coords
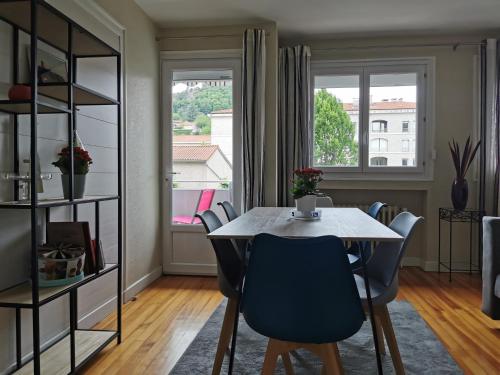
[8,85,31,100]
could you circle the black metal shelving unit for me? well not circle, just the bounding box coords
[0,1,122,374]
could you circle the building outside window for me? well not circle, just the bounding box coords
[371,157,388,166]
[401,139,410,152]
[370,138,388,152]
[402,158,408,166]
[402,121,409,132]
[372,120,388,133]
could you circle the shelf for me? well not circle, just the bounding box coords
[0,264,118,308]
[0,100,70,114]
[0,195,119,209]
[38,83,119,105]
[14,330,117,375]
[0,1,119,57]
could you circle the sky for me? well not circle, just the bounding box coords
[324,86,417,103]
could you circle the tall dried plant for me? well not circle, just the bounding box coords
[448,136,480,180]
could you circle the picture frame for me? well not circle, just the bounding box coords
[27,47,68,83]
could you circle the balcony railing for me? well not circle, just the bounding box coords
[171,187,232,224]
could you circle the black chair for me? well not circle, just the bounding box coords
[196,210,245,375]
[348,201,387,269]
[217,201,239,222]
[217,201,248,258]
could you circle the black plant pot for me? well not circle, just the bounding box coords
[451,178,468,210]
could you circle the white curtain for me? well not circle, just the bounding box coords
[277,46,312,206]
[242,29,266,212]
[480,39,500,216]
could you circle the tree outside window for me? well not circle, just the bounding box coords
[314,89,358,167]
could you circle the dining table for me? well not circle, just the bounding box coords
[208,206,404,375]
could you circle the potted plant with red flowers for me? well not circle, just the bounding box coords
[291,168,323,212]
[52,146,92,199]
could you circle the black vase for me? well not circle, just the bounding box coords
[451,178,468,210]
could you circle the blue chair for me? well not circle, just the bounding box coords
[355,211,423,375]
[348,202,387,269]
[196,210,245,375]
[241,234,365,374]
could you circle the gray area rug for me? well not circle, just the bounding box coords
[170,300,462,374]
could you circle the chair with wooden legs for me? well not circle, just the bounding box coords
[355,211,423,375]
[196,210,245,375]
[241,234,365,374]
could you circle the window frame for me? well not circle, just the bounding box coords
[311,58,435,181]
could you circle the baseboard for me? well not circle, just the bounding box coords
[423,260,439,271]
[124,266,163,302]
[78,296,118,329]
[401,256,422,267]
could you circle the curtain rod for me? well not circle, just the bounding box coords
[156,32,271,41]
[311,41,486,52]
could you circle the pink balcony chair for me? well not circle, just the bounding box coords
[172,189,216,224]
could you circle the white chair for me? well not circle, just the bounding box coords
[316,196,333,207]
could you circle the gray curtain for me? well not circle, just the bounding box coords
[277,46,312,206]
[480,39,500,216]
[242,29,266,212]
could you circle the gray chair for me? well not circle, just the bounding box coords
[196,210,245,375]
[482,217,500,320]
[355,211,423,375]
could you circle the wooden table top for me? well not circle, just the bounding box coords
[207,207,403,242]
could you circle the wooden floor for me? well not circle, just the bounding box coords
[82,268,500,374]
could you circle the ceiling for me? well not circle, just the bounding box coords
[135,0,500,38]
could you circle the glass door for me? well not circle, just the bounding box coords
[162,57,241,274]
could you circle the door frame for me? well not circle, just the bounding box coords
[160,50,242,275]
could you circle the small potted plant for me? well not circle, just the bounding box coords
[292,168,323,212]
[448,136,480,210]
[52,146,92,199]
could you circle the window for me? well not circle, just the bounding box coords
[371,157,388,166]
[313,74,360,167]
[401,139,409,152]
[402,121,409,132]
[370,138,388,152]
[372,120,388,133]
[312,58,433,179]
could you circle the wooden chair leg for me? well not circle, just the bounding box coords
[378,305,405,375]
[212,298,238,375]
[320,343,343,375]
[374,314,386,355]
[281,352,295,375]
[262,339,281,375]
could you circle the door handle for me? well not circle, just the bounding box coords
[165,172,179,182]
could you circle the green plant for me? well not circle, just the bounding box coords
[291,168,323,199]
[219,181,230,189]
[314,89,358,166]
[448,136,480,180]
[52,146,92,175]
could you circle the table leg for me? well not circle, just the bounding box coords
[438,217,441,274]
[228,243,247,375]
[469,216,473,274]
[360,242,383,375]
[449,221,452,282]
